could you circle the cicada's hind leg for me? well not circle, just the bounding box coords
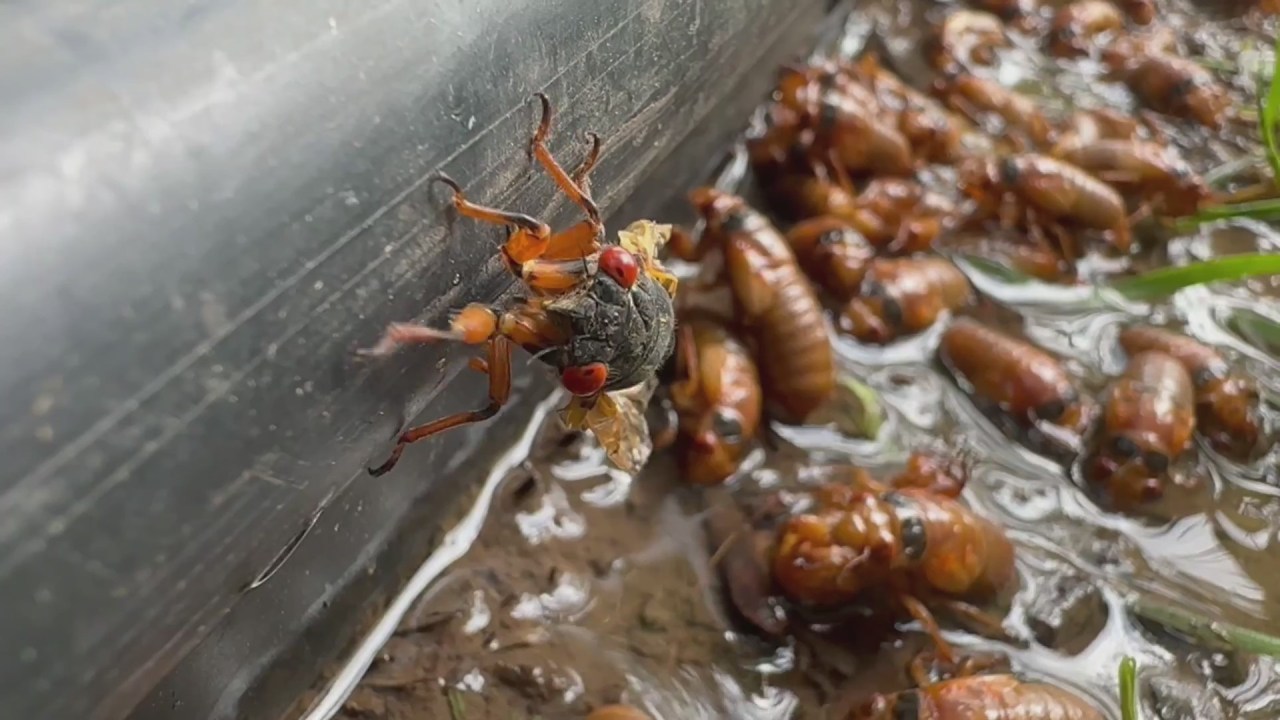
[359,303,503,476]
[369,334,514,477]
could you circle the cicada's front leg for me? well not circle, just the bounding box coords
[530,93,603,236]
[517,94,608,292]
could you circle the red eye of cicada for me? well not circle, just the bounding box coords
[561,362,608,396]
[599,247,639,289]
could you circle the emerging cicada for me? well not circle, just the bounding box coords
[361,94,678,475]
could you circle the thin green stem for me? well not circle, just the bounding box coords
[1108,253,1280,300]
[1260,34,1280,186]
[447,689,466,720]
[955,252,1280,306]
[1204,156,1265,187]
[1226,307,1280,354]
[1175,198,1280,229]
[1131,599,1280,658]
[1119,656,1139,720]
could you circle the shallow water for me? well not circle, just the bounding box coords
[299,1,1280,718]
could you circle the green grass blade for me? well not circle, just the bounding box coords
[1108,253,1280,300]
[1174,197,1280,229]
[1204,156,1266,188]
[952,253,1035,284]
[953,252,1280,305]
[949,253,1108,309]
[1261,34,1280,186]
[1132,598,1280,658]
[447,689,466,720]
[1225,307,1280,354]
[1119,656,1139,720]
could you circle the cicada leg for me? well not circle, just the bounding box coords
[667,226,707,262]
[432,174,552,268]
[520,257,596,294]
[1127,201,1152,226]
[369,334,514,477]
[572,131,602,193]
[996,192,1022,231]
[433,173,599,289]
[531,92,603,233]
[822,148,859,199]
[893,451,970,498]
[535,129,606,266]
[357,303,502,357]
[1026,207,1079,264]
[936,598,1018,643]
[359,301,570,359]
[434,94,605,270]
[1138,109,1170,145]
[908,650,948,687]
[1216,182,1280,205]
[899,593,955,664]
[360,303,569,476]
[951,94,990,131]
[908,647,1009,686]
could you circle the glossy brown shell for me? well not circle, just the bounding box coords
[940,318,1089,434]
[1008,154,1128,231]
[699,192,837,423]
[786,217,877,300]
[1118,325,1228,380]
[1118,325,1261,454]
[1125,54,1229,129]
[841,257,974,343]
[1102,351,1196,455]
[773,488,1015,607]
[671,318,763,485]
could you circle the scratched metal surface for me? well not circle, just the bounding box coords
[0,0,831,718]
